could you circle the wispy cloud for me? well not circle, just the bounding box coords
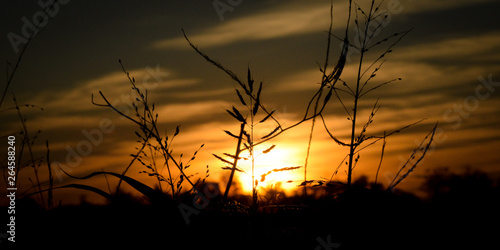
[270,31,500,97]
[152,2,344,50]
[30,67,198,112]
[393,32,500,63]
[402,0,496,12]
[20,67,199,134]
[151,0,495,50]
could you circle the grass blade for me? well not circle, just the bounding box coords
[213,153,234,166]
[259,110,275,123]
[235,89,247,106]
[262,126,280,139]
[60,170,161,200]
[224,130,241,139]
[262,145,276,154]
[28,184,113,201]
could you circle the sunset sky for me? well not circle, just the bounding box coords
[1,0,500,204]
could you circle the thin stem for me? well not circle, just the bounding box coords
[388,123,438,189]
[303,1,335,198]
[374,131,386,186]
[46,140,53,209]
[182,30,281,129]
[347,0,376,189]
[93,91,197,191]
[14,96,45,208]
[223,122,245,202]
[116,135,148,195]
[249,94,257,208]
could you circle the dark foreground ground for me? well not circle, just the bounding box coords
[3,185,499,250]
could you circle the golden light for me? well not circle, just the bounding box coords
[236,144,304,195]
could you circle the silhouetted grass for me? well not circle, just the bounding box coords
[293,0,440,196]
[2,1,499,249]
[31,0,440,211]
[1,40,50,209]
[182,0,348,205]
[85,60,209,201]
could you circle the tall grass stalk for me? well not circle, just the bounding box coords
[182,30,341,147]
[1,18,57,209]
[183,0,350,201]
[181,35,317,205]
[29,60,209,206]
[13,95,46,208]
[92,60,207,199]
[46,140,54,209]
[222,123,245,202]
[303,0,352,198]
[312,0,432,192]
[209,66,277,207]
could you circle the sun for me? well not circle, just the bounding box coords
[237,144,303,194]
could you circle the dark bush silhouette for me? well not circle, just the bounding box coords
[421,167,499,207]
[419,167,500,249]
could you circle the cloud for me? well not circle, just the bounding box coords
[393,32,500,64]
[152,1,348,50]
[152,0,495,51]
[31,66,198,112]
[267,61,445,95]
[20,66,200,134]
[269,30,500,101]
[402,0,496,13]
